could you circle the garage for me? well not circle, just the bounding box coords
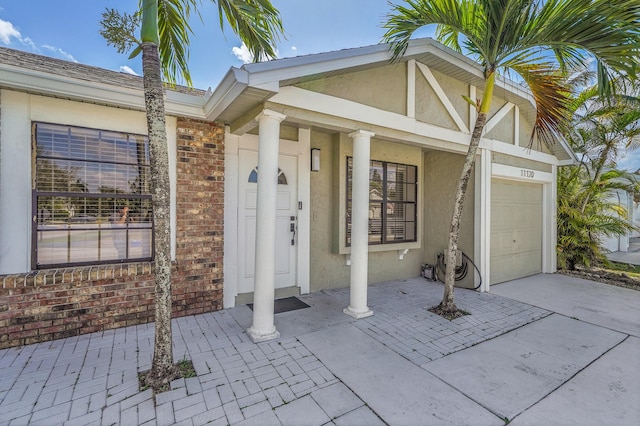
[490,179,543,284]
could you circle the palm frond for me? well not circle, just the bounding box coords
[216,0,284,62]
[156,0,199,85]
[510,62,572,147]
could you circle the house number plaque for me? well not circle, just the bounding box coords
[520,169,535,178]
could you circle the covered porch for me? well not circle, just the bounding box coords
[214,39,571,343]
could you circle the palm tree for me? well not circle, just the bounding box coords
[101,0,283,390]
[383,0,640,317]
[557,167,638,270]
[568,82,640,212]
[558,80,640,269]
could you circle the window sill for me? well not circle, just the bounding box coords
[2,262,154,289]
[338,240,420,255]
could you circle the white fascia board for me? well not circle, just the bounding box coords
[247,50,393,87]
[244,39,487,89]
[0,64,144,108]
[482,138,560,165]
[270,86,471,146]
[408,40,485,80]
[554,137,579,165]
[0,63,206,119]
[242,44,393,85]
[494,76,535,107]
[243,38,486,86]
[204,67,249,120]
[165,91,206,119]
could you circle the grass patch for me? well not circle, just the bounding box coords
[177,358,196,379]
[606,261,640,278]
[560,261,640,291]
[138,358,196,394]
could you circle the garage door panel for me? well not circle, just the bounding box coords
[516,229,542,252]
[491,179,543,285]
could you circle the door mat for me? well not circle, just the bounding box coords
[248,297,310,314]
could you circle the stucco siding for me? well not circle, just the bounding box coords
[519,109,534,148]
[423,150,475,289]
[430,69,471,129]
[485,104,515,144]
[295,64,407,115]
[415,70,458,130]
[309,131,425,292]
[492,152,552,173]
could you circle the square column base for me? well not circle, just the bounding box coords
[343,307,374,319]
[247,326,280,343]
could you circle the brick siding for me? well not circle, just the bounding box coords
[0,118,225,349]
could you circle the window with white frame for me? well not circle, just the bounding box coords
[346,157,417,246]
[32,122,153,268]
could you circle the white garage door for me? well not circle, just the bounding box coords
[491,179,542,284]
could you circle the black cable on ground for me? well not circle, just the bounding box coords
[434,251,482,290]
[462,251,482,290]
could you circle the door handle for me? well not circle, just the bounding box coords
[290,216,296,246]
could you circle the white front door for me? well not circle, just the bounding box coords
[238,149,298,294]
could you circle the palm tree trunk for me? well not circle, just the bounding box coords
[141,40,177,387]
[438,112,487,312]
[580,144,613,213]
[438,71,495,314]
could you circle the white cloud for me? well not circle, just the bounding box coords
[232,43,253,64]
[0,18,21,44]
[0,18,79,62]
[21,36,37,50]
[42,44,78,63]
[119,65,139,76]
[232,42,279,64]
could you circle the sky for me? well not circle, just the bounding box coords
[0,0,398,89]
[1,0,637,172]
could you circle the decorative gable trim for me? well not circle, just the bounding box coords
[416,62,469,133]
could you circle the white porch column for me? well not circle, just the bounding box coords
[247,109,286,343]
[344,130,374,319]
[474,148,491,292]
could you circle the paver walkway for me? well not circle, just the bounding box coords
[0,276,637,425]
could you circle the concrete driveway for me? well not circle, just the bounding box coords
[0,274,638,425]
[476,274,640,425]
[492,273,640,337]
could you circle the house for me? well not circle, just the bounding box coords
[602,188,636,252]
[0,38,576,347]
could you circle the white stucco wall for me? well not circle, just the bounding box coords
[602,189,632,252]
[308,132,426,292]
[633,202,640,238]
[0,90,178,274]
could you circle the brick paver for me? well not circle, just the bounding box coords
[0,278,550,425]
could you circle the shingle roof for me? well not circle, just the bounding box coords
[0,46,206,97]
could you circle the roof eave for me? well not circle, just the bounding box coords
[0,62,206,119]
[204,67,250,121]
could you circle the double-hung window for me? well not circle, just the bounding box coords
[33,122,153,268]
[346,157,417,246]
